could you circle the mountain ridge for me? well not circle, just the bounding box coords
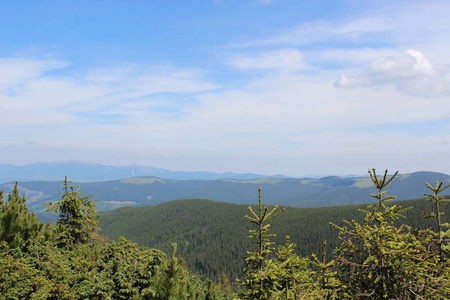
[1,170,449,217]
[0,160,289,183]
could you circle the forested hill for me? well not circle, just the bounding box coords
[1,171,449,215]
[98,196,449,281]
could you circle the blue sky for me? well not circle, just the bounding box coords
[1,0,450,176]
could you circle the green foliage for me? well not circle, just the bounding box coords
[310,241,341,299]
[421,181,450,297]
[239,187,285,299]
[0,183,49,251]
[1,237,233,300]
[0,182,234,300]
[3,172,450,299]
[368,168,398,212]
[148,243,191,299]
[45,176,99,246]
[98,195,447,282]
[270,236,314,299]
[332,170,449,299]
[365,169,412,222]
[333,214,435,298]
[424,181,450,259]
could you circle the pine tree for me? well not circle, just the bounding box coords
[424,181,450,260]
[333,169,434,299]
[45,177,98,246]
[421,181,450,297]
[0,183,45,251]
[270,236,314,299]
[239,187,285,300]
[310,241,341,299]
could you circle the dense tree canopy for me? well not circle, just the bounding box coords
[0,178,234,299]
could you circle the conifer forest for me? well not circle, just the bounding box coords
[1,169,449,299]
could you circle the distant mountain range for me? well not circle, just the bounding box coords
[1,167,449,218]
[0,161,287,183]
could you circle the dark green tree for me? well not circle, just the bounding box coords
[154,243,190,299]
[0,183,47,251]
[45,177,98,246]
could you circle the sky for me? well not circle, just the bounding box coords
[0,0,450,177]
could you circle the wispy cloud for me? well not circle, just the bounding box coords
[230,15,392,49]
[229,48,304,71]
[0,58,217,129]
[226,0,450,71]
[0,58,67,93]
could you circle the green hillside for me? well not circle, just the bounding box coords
[99,196,449,281]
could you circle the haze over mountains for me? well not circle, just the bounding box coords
[0,160,449,218]
[0,161,287,183]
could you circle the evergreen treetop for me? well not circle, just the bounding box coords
[45,176,99,246]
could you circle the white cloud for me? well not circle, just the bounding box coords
[0,57,217,128]
[0,58,67,93]
[233,15,392,49]
[229,48,304,71]
[305,47,404,69]
[336,49,450,96]
[86,65,217,96]
[191,70,449,135]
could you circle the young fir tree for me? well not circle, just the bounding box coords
[424,181,450,260]
[333,169,434,299]
[310,241,341,299]
[45,176,98,246]
[422,181,450,296]
[239,187,285,300]
[270,236,314,299]
[163,243,190,299]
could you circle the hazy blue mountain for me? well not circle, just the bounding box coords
[1,171,448,218]
[0,160,285,183]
